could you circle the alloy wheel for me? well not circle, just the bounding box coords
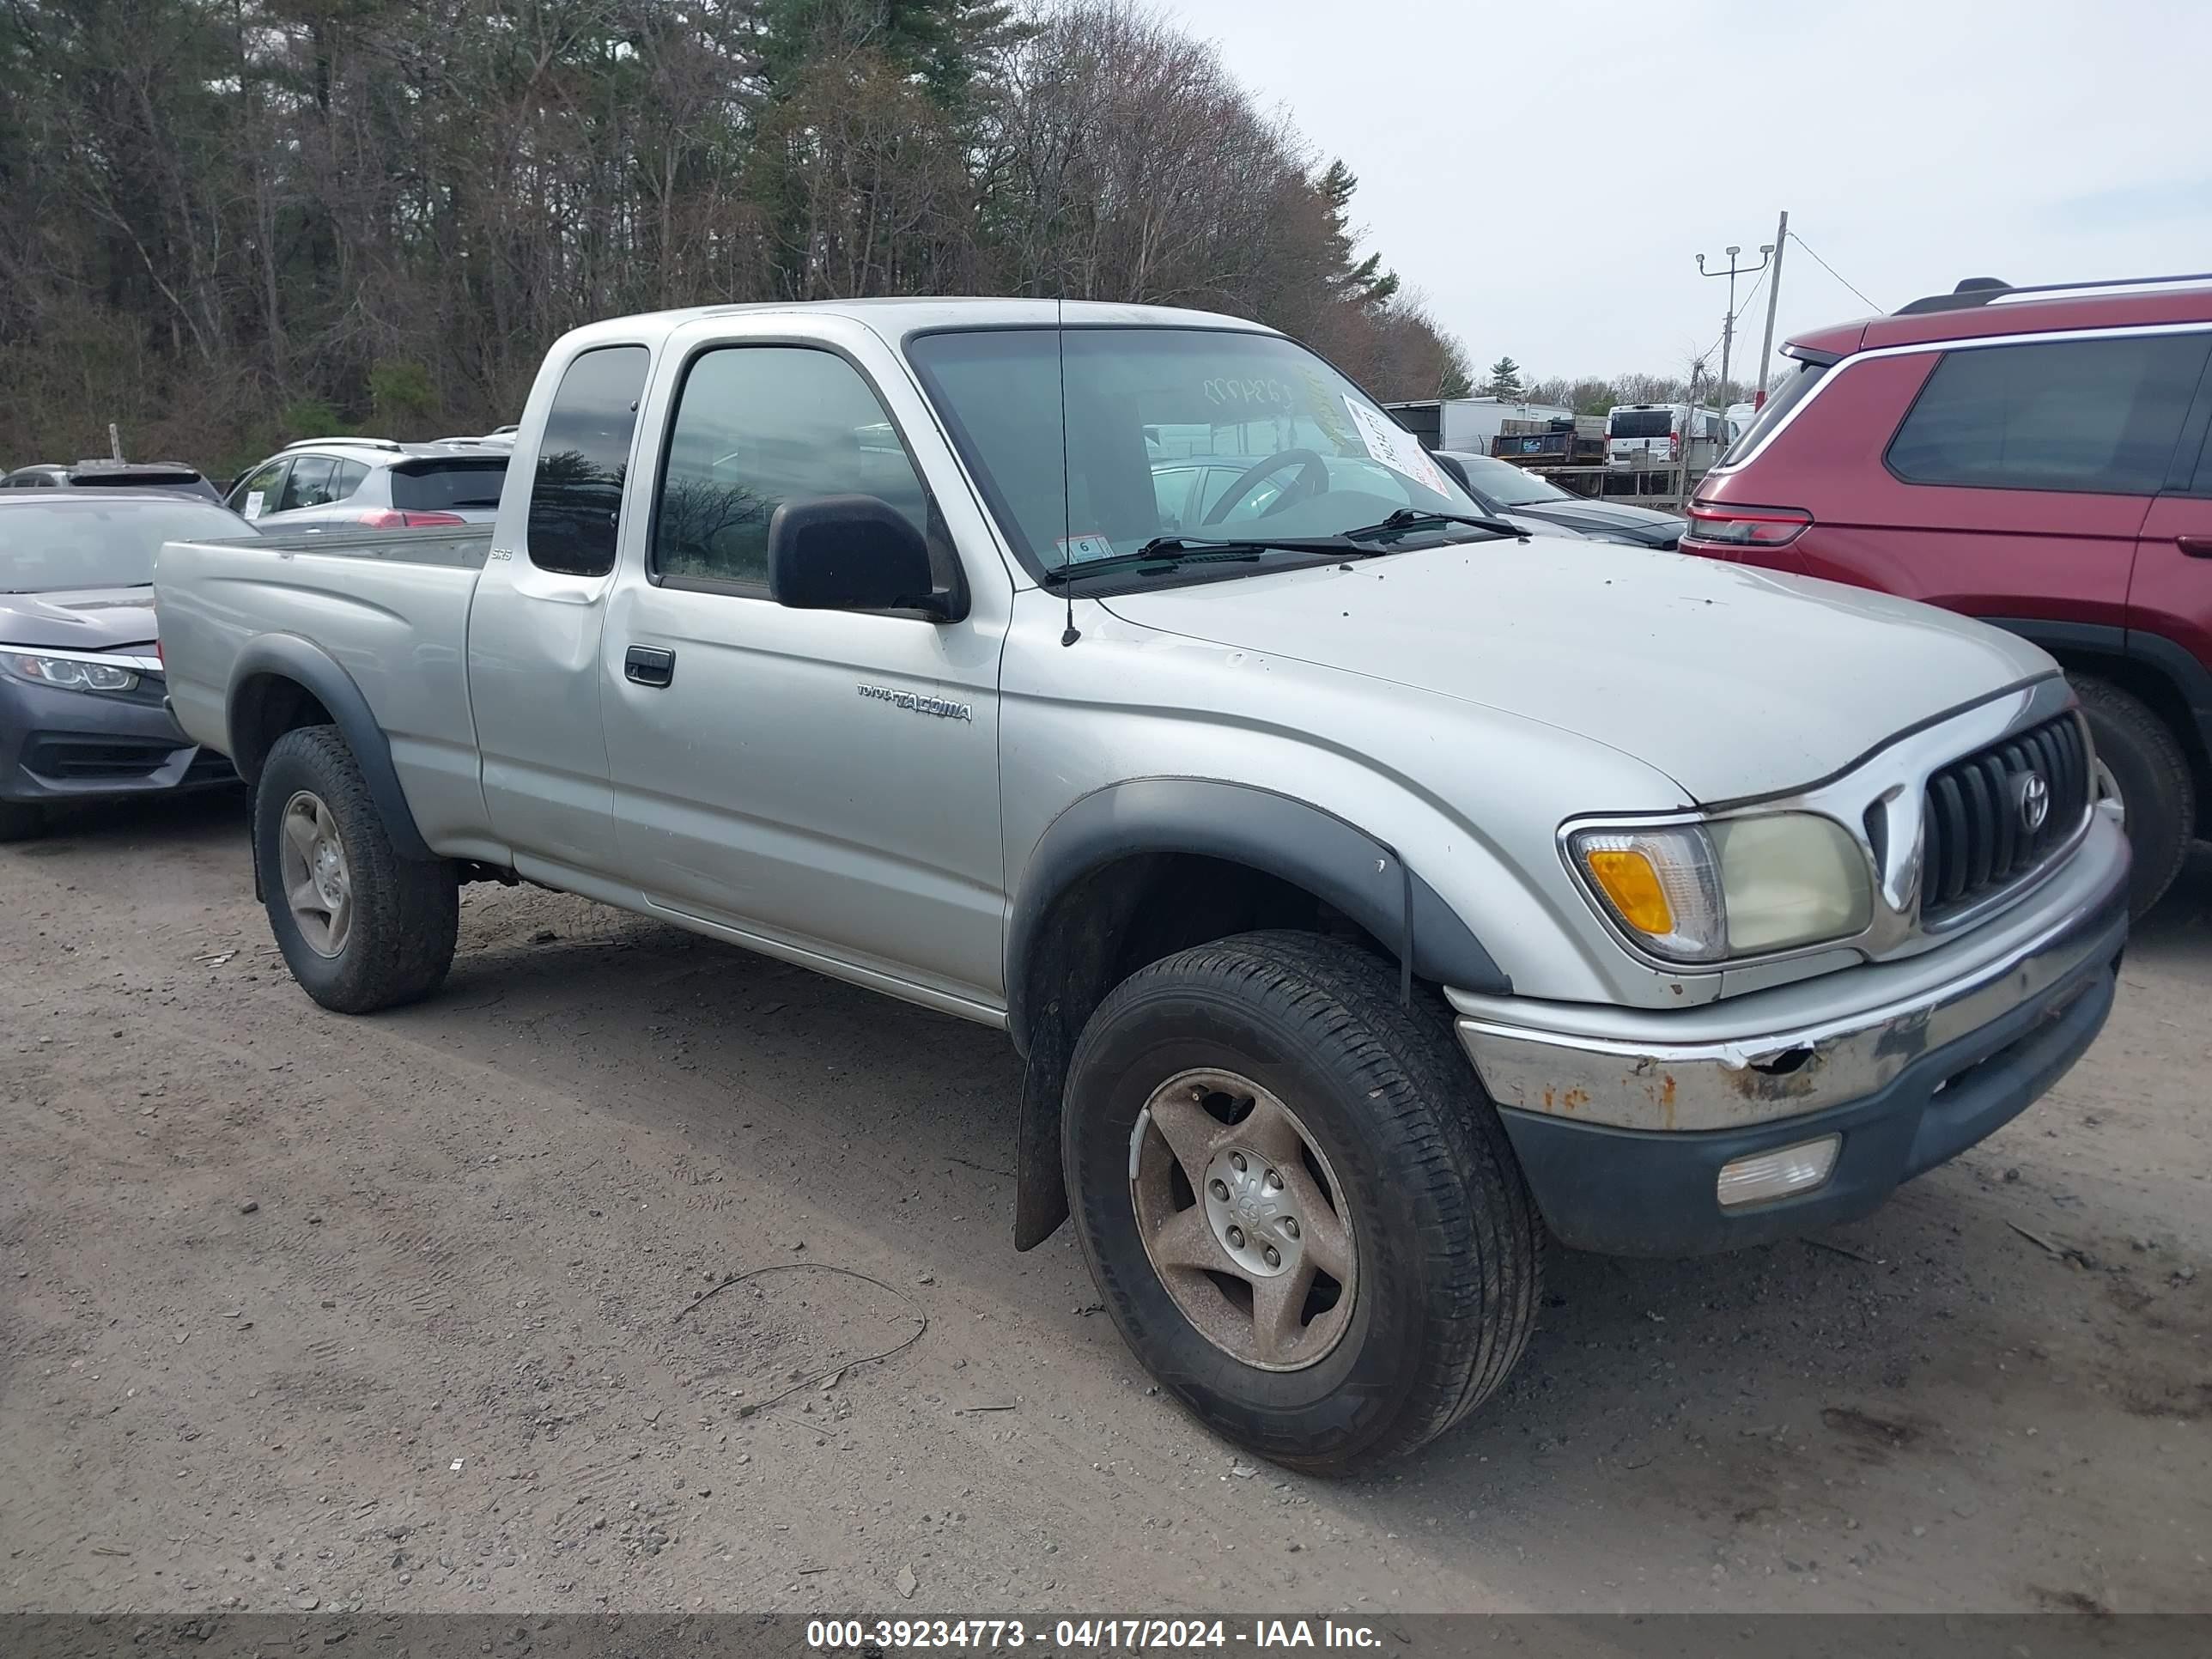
[1128,1067,1358,1371]
[277,789,354,958]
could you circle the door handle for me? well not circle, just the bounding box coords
[623,645,676,687]
[2178,535,2212,559]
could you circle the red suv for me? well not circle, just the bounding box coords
[1683,273,2212,917]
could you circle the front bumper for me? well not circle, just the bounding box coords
[0,677,236,806]
[1455,812,2130,1255]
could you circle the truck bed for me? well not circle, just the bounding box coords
[155,526,495,851]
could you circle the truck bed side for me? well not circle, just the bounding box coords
[155,526,495,853]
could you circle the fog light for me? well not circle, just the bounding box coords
[1717,1134,1841,1208]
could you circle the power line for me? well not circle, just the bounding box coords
[1695,260,1771,367]
[1789,229,1881,313]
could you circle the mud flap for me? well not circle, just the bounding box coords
[1012,1031,1073,1250]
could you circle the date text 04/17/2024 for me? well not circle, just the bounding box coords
[805,1618,1382,1650]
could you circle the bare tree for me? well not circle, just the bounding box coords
[0,0,1477,470]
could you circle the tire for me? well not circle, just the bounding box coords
[2075,676,2194,920]
[253,725,458,1012]
[1062,930,1542,1474]
[0,801,43,842]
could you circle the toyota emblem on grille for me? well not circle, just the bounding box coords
[2014,770,2051,833]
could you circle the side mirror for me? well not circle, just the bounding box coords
[765,494,957,619]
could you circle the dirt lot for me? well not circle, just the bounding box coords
[2,793,2207,1617]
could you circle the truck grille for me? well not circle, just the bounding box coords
[1920,713,2090,924]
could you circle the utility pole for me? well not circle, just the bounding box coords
[1676,358,1704,505]
[1696,240,1773,456]
[1753,210,1790,408]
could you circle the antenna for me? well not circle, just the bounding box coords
[1057,297,1079,647]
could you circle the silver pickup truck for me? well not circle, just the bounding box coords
[155,299,2130,1471]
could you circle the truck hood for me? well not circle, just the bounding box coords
[0,586,159,653]
[1097,538,2052,805]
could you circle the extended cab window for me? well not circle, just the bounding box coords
[652,346,928,589]
[526,344,648,577]
[1886,332,2209,495]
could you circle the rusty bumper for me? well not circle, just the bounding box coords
[1451,813,2130,1255]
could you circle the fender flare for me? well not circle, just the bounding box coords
[1002,779,1512,1249]
[1006,778,1510,1053]
[225,634,435,861]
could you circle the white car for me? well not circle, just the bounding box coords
[224,439,510,531]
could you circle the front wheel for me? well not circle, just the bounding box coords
[2075,676,2194,919]
[254,725,459,1012]
[1062,931,1542,1473]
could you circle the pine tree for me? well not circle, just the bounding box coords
[1485,356,1524,398]
[1317,160,1401,310]
[759,0,1023,110]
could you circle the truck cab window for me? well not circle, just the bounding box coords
[651,346,929,590]
[526,344,648,577]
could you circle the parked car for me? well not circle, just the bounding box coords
[223,438,509,531]
[1433,450,1685,547]
[1685,271,2212,918]
[156,299,2127,1471]
[1606,402,1723,470]
[1152,453,1582,541]
[0,493,252,840]
[6,459,223,503]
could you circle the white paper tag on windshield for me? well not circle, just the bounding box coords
[1056,532,1115,563]
[243,490,266,520]
[1344,398,1448,496]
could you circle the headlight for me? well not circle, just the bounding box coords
[0,650,141,692]
[1571,812,1871,963]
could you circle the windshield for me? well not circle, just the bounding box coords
[1608,409,1673,440]
[1445,452,1574,506]
[0,498,249,592]
[906,326,1485,577]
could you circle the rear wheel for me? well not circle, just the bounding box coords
[1062,931,1541,1473]
[2075,676,2193,919]
[0,801,42,842]
[254,726,458,1012]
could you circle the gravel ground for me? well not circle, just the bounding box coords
[2,793,2207,1616]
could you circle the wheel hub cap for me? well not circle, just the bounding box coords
[312,840,346,908]
[1203,1147,1300,1278]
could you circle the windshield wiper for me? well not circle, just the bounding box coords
[1342,508,1529,543]
[1039,513,1525,586]
[1039,534,1353,585]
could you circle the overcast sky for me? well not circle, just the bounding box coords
[1158,0,2212,391]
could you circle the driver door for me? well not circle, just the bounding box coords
[599,324,1010,1013]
